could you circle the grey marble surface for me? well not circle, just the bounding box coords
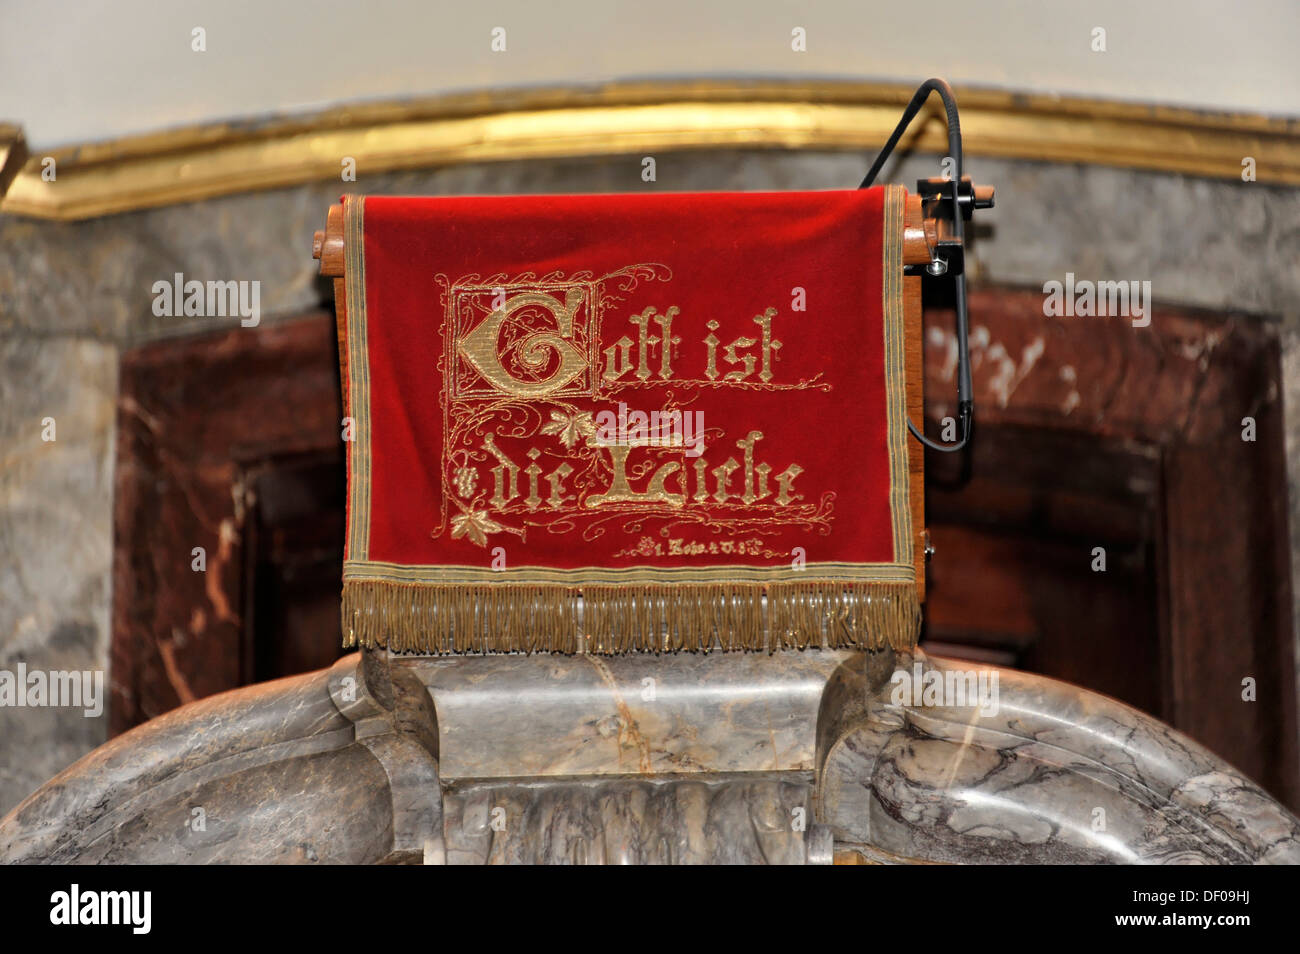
[0,336,114,809]
[830,652,1300,865]
[5,153,1297,347]
[400,650,844,780]
[2,647,1296,864]
[443,775,821,865]
[4,147,1300,816]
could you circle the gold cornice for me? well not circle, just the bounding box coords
[3,80,1297,221]
[0,124,28,200]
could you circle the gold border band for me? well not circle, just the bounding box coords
[344,560,917,586]
[343,196,372,561]
[882,185,911,567]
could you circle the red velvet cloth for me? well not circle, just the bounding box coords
[344,187,907,577]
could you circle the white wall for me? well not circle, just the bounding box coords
[3,0,1297,147]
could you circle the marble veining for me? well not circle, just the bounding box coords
[401,650,846,781]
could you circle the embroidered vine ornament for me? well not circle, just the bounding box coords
[336,188,919,653]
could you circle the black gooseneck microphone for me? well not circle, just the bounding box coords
[860,78,975,453]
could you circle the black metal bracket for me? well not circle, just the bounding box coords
[908,175,995,278]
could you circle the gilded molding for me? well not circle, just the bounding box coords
[0,124,28,199]
[2,81,1296,220]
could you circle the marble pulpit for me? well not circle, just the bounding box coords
[2,645,1297,863]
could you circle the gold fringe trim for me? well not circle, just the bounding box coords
[341,580,919,654]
